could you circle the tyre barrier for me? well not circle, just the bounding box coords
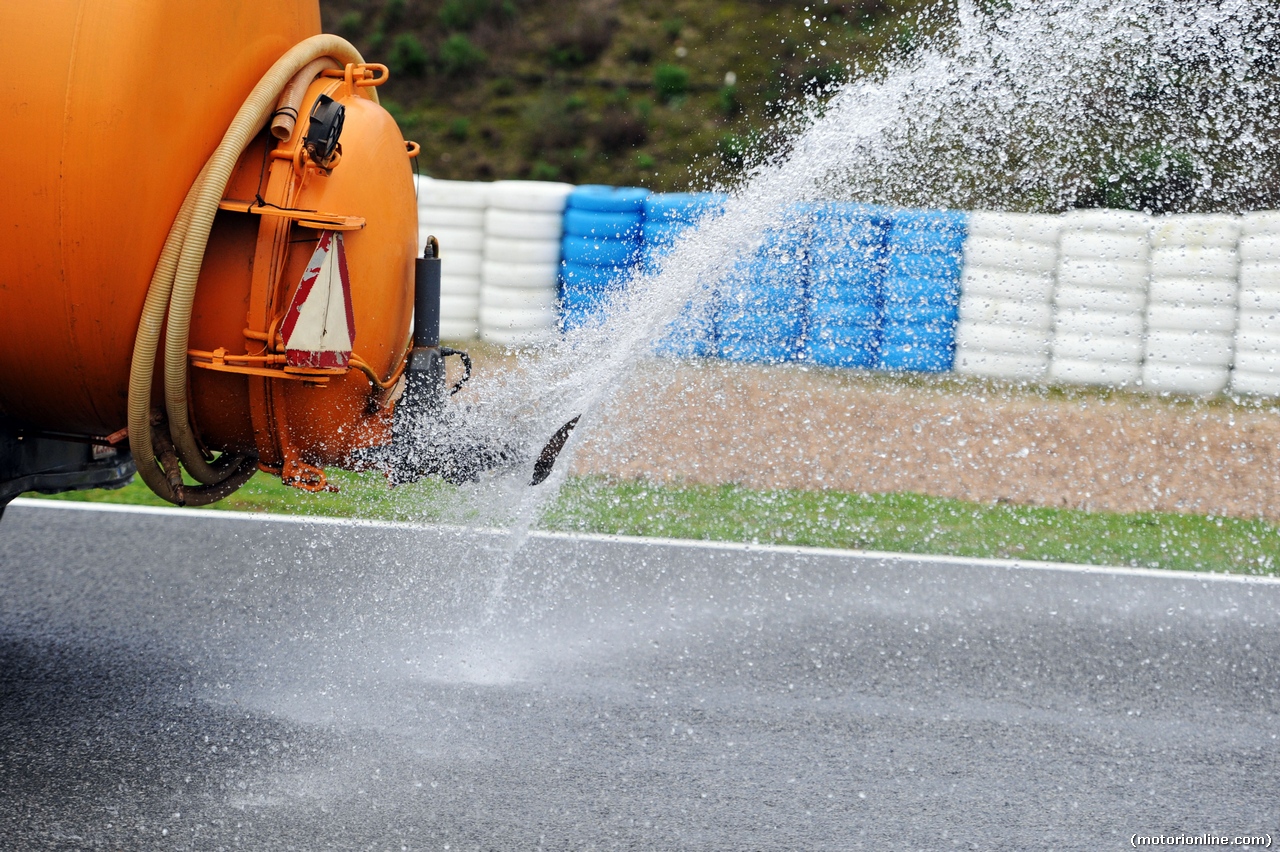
[1049,209,1151,387]
[558,185,649,331]
[1143,215,1239,394]
[480,180,572,346]
[879,208,967,372]
[1231,213,1280,396]
[715,211,813,364]
[416,176,488,340]
[644,193,727,358]
[805,203,891,369]
[954,212,1059,381]
[413,175,1280,397]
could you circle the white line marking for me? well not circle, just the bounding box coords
[9,497,1278,585]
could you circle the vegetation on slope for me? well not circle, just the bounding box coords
[320,0,940,190]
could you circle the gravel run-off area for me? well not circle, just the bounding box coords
[554,358,1280,523]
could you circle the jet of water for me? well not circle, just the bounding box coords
[426,0,1280,568]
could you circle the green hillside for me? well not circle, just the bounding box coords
[320,0,936,190]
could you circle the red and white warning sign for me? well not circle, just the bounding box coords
[281,230,356,368]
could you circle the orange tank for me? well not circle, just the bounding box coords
[0,1,421,503]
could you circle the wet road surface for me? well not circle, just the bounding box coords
[1,500,1277,850]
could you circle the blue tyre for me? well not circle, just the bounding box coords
[809,322,880,349]
[878,301,956,328]
[890,208,968,233]
[564,208,642,239]
[641,220,691,247]
[561,235,640,266]
[810,267,882,298]
[881,275,960,307]
[643,192,728,221]
[717,312,805,343]
[560,261,627,290]
[880,322,955,350]
[887,224,967,255]
[886,252,963,280]
[809,300,880,327]
[719,337,797,364]
[877,343,954,372]
[567,185,650,212]
[808,341,879,369]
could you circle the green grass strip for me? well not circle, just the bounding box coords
[25,473,1280,576]
[544,479,1280,576]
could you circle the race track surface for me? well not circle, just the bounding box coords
[1,500,1277,850]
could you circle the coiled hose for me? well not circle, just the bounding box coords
[127,35,372,505]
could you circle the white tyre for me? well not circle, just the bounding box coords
[1145,304,1236,333]
[416,178,489,210]
[1240,211,1280,238]
[1238,286,1280,312]
[955,322,1050,356]
[1048,357,1142,386]
[1238,235,1280,264]
[958,297,1052,330]
[962,237,1058,274]
[959,267,1054,301]
[1233,351,1280,375]
[440,293,479,318]
[1144,330,1233,367]
[481,260,561,289]
[1062,208,1152,235]
[485,209,564,240]
[481,284,558,311]
[966,211,1062,244]
[1055,259,1148,291]
[1146,276,1237,307]
[439,318,480,341]
[954,348,1049,380]
[479,303,557,330]
[1239,262,1280,292]
[483,236,563,264]
[481,325,558,348]
[488,180,574,213]
[1149,214,1240,248]
[419,205,485,230]
[1054,309,1145,339]
[426,226,483,253]
[1141,363,1229,395]
[440,274,481,298]
[439,251,482,278]
[1234,330,1280,359]
[1052,332,1144,362]
[1059,231,1150,262]
[1054,285,1146,313]
[1236,310,1280,335]
[1230,368,1280,396]
[1149,246,1238,280]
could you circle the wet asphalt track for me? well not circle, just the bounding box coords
[0,499,1277,851]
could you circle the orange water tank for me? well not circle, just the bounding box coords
[0,1,420,501]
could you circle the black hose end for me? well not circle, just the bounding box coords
[531,416,580,486]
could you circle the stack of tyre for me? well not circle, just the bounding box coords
[953,212,1060,381]
[804,202,890,369]
[716,211,812,364]
[643,193,726,358]
[1049,210,1151,387]
[1142,215,1240,395]
[479,180,573,346]
[1231,212,1280,397]
[417,177,487,340]
[878,209,968,372]
[559,185,649,331]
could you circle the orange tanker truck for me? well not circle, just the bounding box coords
[0,1,572,517]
